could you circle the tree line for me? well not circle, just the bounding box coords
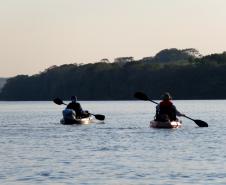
[0,78,7,92]
[1,48,226,100]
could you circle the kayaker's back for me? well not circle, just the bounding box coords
[66,102,83,116]
[156,101,177,121]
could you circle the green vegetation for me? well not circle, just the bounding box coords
[1,48,226,100]
[0,78,7,92]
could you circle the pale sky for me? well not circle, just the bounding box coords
[0,0,226,77]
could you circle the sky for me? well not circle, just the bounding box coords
[0,0,226,77]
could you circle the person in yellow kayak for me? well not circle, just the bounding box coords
[155,92,185,121]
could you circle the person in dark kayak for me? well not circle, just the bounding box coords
[155,92,184,121]
[66,96,90,118]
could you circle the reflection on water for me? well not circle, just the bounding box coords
[0,100,226,184]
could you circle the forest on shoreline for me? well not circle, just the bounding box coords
[1,48,226,101]
[0,78,7,92]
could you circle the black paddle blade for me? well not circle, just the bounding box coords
[94,114,105,121]
[134,92,149,101]
[53,97,64,105]
[194,119,208,127]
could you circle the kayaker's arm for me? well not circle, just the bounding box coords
[176,110,185,117]
[172,104,185,117]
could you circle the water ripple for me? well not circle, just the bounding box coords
[0,100,226,184]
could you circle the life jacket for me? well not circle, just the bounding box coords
[156,100,176,121]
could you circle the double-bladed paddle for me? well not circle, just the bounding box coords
[134,92,208,127]
[53,97,105,121]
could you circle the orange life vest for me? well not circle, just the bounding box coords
[157,100,176,121]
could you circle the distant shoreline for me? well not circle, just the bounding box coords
[1,48,226,101]
[0,99,226,101]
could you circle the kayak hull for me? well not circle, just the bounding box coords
[150,120,182,129]
[60,116,93,125]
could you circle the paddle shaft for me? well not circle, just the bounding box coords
[144,95,191,119]
[134,92,208,127]
[53,98,105,120]
[146,97,183,117]
[183,115,194,121]
[148,99,200,122]
[147,99,158,105]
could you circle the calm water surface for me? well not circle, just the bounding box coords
[0,100,226,185]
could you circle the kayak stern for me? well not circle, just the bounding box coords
[60,116,92,125]
[150,120,182,129]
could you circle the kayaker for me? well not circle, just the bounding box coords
[66,96,90,118]
[155,92,185,121]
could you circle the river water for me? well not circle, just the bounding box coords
[0,100,226,185]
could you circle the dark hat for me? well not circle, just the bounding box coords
[71,96,77,102]
[162,92,172,100]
